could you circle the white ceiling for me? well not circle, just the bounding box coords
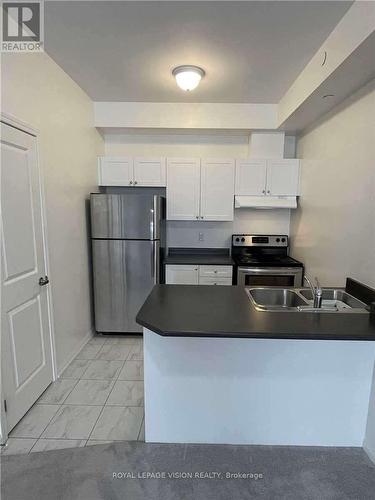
[45,1,353,103]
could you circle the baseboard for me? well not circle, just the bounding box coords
[57,329,94,378]
[363,444,375,465]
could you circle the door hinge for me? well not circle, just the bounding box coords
[4,400,7,412]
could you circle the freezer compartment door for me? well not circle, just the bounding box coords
[90,194,163,240]
[92,240,160,333]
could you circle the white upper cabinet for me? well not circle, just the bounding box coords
[133,158,166,186]
[235,159,267,195]
[200,159,235,221]
[266,159,300,196]
[98,156,166,187]
[166,158,201,220]
[167,158,235,221]
[98,157,133,186]
[235,159,300,196]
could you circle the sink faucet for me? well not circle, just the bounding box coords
[304,274,323,308]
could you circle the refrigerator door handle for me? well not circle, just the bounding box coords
[151,241,160,284]
[151,195,161,240]
[150,208,154,240]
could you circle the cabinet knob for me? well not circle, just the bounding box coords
[262,190,266,194]
[129,181,133,185]
[196,216,199,219]
[134,181,138,185]
[201,216,204,219]
[267,190,271,194]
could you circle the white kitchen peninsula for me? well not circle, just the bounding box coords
[137,285,375,447]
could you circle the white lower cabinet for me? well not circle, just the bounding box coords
[165,265,199,285]
[165,264,232,285]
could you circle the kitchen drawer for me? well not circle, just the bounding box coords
[199,265,233,278]
[199,276,232,286]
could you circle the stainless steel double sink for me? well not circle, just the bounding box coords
[246,287,368,313]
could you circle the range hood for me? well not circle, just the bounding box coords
[235,196,297,209]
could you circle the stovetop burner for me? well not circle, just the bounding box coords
[234,255,302,268]
[231,234,303,268]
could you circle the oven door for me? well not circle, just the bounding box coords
[237,267,303,288]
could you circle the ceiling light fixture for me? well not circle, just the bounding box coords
[172,65,205,91]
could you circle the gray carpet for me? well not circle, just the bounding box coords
[1,442,375,500]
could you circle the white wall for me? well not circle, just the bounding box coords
[2,52,104,373]
[364,366,375,463]
[290,80,375,288]
[289,79,375,463]
[95,102,278,130]
[105,132,249,157]
[105,132,291,247]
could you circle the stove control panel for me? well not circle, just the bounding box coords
[232,235,288,247]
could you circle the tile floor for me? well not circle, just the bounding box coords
[1,335,145,456]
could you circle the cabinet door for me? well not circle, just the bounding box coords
[235,159,267,195]
[165,265,199,284]
[166,158,201,220]
[200,159,235,221]
[133,158,166,187]
[266,159,300,196]
[98,157,134,186]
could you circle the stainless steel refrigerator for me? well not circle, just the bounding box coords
[90,193,165,334]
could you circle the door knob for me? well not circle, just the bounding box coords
[39,276,49,286]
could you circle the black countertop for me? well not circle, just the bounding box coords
[136,285,375,341]
[163,248,234,266]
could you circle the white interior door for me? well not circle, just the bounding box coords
[1,122,53,432]
[200,159,235,221]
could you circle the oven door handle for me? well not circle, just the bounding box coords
[238,267,302,275]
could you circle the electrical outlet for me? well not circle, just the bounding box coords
[198,232,204,242]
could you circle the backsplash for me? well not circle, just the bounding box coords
[166,209,291,249]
